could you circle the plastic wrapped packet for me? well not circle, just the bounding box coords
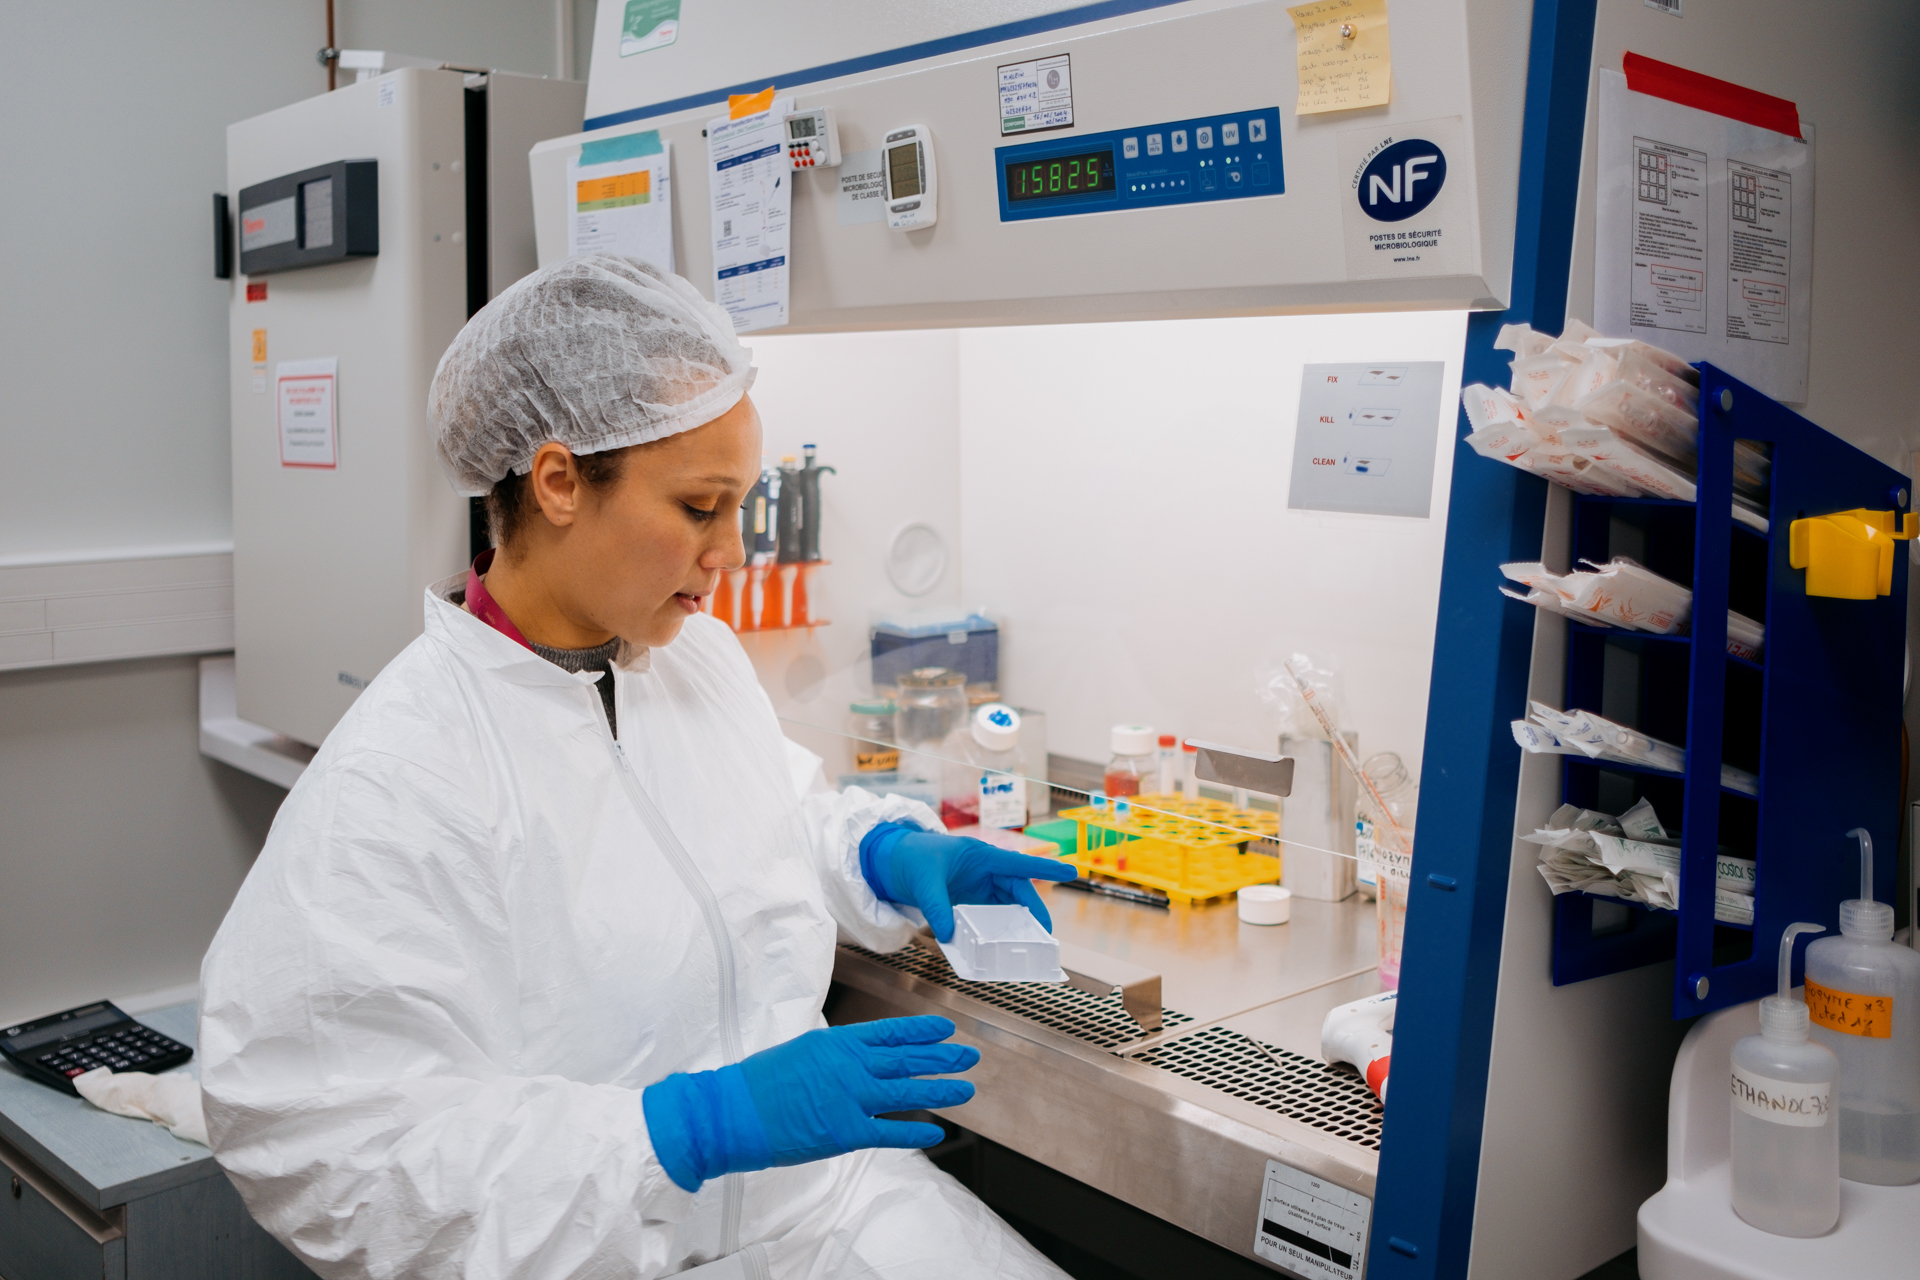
[1574,379,1700,469]
[1556,421,1698,502]
[1727,612,1765,660]
[1510,352,1575,409]
[1494,321,1557,360]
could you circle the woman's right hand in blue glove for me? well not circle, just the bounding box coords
[641,1015,978,1192]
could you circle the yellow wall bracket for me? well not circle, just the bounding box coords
[1788,509,1917,599]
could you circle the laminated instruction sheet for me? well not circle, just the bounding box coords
[707,96,793,333]
[1595,56,1813,402]
[568,130,673,270]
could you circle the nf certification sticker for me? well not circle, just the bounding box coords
[1254,1160,1372,1279]
[1357,138,1446,221]
[1337,116,1470,281]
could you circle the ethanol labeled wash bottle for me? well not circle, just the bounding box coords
[1805,828,1920,1185]
[1730,922,1839,1237]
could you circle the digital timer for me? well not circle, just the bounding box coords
[1005,149,1115,202]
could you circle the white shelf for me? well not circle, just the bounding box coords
[198,655,313,790]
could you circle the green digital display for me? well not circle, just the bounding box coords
[1005,149,1115,202]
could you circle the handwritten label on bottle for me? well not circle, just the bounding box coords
[855,748,900,772]
[1731,1063,1831,1127]
[1804,978,1893,1039]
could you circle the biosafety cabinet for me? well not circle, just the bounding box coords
[225,69,583,747]
[215,2,1920,1278]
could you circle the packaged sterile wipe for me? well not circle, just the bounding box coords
[1580,557,1694,633]
[1715,887,1755,925]
[1727,612,1765,660]
[1590,834,1756,898]
[1617,796,1668,840]
[1733,440,1772,500]
[1546,416,1698,503]
[1494,322,1557,360]
[1574,379,1699,469]
[1461,382,1528,432]
[1722,763,1759,796]
[1510,352,1574,410]
[1465,421,1543,465]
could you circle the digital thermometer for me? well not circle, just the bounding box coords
[882,125,937,230]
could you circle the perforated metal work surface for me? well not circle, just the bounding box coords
[1134,1025,1385,1149]
[841,944,1190,1050]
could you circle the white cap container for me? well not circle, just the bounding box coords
[1238,884,1292,926]
[972,703,1023,751]
[1111,724,1156,756]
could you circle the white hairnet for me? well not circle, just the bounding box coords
[429,254,756,496]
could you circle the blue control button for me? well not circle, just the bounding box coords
[1171,129,1188,152]
[1199,168,1217,191]
[1146,133,1163,156]
[1248,118,1267,142]
[1196,126,1214,149]
[1251,162,1271,186]
[1225,166,1244,189]
[1222,122,1240,146]
[1122,136,1139,159]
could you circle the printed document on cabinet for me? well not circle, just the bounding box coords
[568,132,673,270]
[707,97,793,333]
[1595,71,1812,402]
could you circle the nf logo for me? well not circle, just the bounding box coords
[1359,139,1446,222]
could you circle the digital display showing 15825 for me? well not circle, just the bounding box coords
[1005,149,1115,202]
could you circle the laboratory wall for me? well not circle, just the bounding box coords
[745,312,1467,793]
[0,1,563,1026]
[1469,3,1920,1277]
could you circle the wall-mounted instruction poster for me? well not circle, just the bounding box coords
[1596,56,1813,402]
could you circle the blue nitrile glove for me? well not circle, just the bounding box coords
[860,822,1079,943]
[641,1015,978,1193]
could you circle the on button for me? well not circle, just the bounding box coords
[1122,136,1140,159]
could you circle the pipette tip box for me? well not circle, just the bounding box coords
[938,904,1066,982]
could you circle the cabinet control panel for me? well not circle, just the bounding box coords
[996,107,1283,223]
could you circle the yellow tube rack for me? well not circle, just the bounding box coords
[1056,793,1281,907]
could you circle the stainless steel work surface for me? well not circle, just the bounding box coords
[0,1003,214,1211]
[829,888,1387,1268]
[1035,880,1379,1026]
[1219,970,1387,1061]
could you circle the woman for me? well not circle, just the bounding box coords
[199,256,1075,1279]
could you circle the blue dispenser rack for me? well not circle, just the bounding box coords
[1545,365,1908,1017]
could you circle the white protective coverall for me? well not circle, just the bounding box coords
[198,576,1066,1280]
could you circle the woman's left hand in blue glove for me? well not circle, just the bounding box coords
[860,822,1079,942]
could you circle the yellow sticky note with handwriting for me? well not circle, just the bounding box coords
[1288,0,1391,115]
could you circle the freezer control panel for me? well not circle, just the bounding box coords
[995,107,1283,223]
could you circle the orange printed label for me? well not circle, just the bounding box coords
[251,329,267,363]
[574,169,651,211]
[854,749,900,773]
[1805,977,1893,1039]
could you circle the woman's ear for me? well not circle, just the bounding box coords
[527,443,584,529]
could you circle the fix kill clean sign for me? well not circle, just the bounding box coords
[1357,138,1446,221]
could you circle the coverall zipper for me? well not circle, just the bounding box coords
[600,686,748,1258]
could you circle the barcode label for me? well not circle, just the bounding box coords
[1644,0,1681,14]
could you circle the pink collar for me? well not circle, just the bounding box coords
[464,548,534,652]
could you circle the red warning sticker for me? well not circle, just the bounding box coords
[246,281,267,302]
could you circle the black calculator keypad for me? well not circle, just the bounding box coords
[5,1010,193,1095]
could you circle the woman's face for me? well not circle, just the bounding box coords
[537,394,762,648]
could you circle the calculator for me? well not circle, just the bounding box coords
[1,1001,193,1096]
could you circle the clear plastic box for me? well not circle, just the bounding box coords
[938,904,1065,983]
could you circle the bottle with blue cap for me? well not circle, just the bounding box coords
[1804,827,1920,1185]
[939,703,1028,830]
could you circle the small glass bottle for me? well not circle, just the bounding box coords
[1731,922,1840,1237]
[942,703,1028,830]
[1179,738,1199,801]
[1104,725,1156,798]
[894,668,967,785]
[1804,827,1920,1185]
[847,699,898,774]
